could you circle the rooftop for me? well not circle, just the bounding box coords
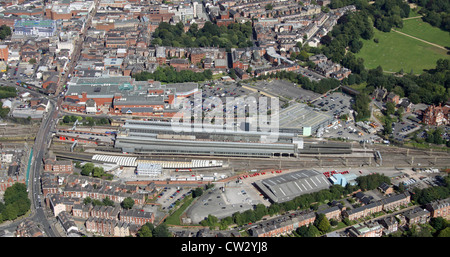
[254,169,331,203]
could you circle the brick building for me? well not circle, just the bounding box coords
[249,211,315,237]
[422,104,450,126]
[0,45,8,62]
[15,219,44,237]
[119,208,155,226]
[72,203,92,219]
[342,201,383,221]
[47,194,79,217]
[317,206,342,221]
[43,155,74,174]
[85,217,138,237]
[90,205,120,220]
[426,198,450,218]
[169,58,190,70]
[402,207,430,225]
[381,192,411,211]
[348,221,383,237]
[41,174,59,197]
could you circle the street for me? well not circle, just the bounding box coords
[0,0,99,237]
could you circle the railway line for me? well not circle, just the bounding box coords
[52,142,450,173]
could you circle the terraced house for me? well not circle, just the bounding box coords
[85,217,139,237]
[119,208,155,226]
[249,211,316,237]
[426,198,450,218]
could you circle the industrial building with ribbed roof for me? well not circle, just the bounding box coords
[254,169,331,203]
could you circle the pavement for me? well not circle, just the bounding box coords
[0,0,101,237]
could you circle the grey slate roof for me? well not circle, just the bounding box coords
[254,169,331,203]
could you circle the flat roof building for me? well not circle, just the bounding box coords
[135,163,162,177]
[64,76,199,116]
[14,19,56,37]
[279,103,334,136]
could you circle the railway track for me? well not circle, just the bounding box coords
[52,139,450,173]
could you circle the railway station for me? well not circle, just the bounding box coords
[114,120,304,158]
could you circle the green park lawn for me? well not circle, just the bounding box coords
[356,28,449,74]
[397,18,450,48]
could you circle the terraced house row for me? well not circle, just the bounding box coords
[342,192,411,221]
[249,211,316,237]
[248,192,413,237]
[62,181,145,205]
[41,173,147,204]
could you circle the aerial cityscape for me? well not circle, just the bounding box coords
[0,0,449,248]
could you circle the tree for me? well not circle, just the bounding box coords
[436,59,449,72]
[433,128,444,145]
[353,94,371,121]
[349,39,363,53]
[92,199,103,206]
[386,101,396,116]
[192,187,203,198]
[200,214,219,229]
[306,224,321,237]
[298,50,310,61]
[2,204,18,220]
[314,213,331,233]
[0,25,11,40]
[437,227,450,237]
[138,223,153,237]
[232,212,245,226]
[85,116,94,127]
[356,173,391,191]
[1,183,30,221]
[396,106,404,120]
[81,163,94,176]
[383,116,393,135]
[153,223,171,237]
[121,197,135,210]
[408,93,421,104]
[429,217,448,234]
[254,204,268,220]
[296,225,309,237]
[83,197,92,205]
[92,166,104,178]
[102,197,115,207]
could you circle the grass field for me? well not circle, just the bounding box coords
[164,196,195,226]
[398,18,450,47]
[408,8,422,18]
[356,28,449,74]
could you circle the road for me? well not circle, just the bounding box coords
[27,0,100,237]
[0,0,99,237]
[55,0,99,96]
[28,100,60,237]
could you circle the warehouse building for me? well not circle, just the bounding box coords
[254,169,331,203]
[278,103,334,136]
